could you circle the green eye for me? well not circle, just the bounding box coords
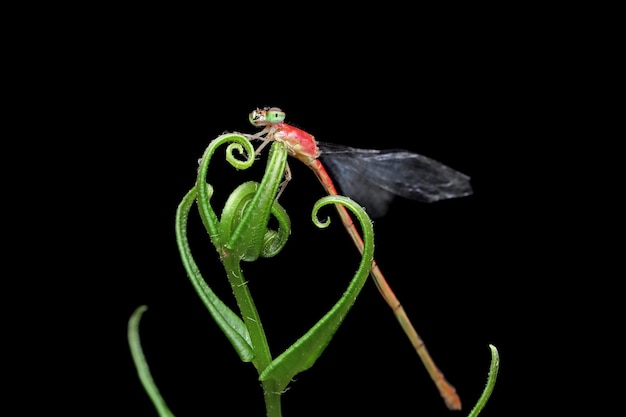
[266,108,285,124]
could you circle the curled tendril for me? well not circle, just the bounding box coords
[262,202,290,258]
[196,134,257,244]
[225,141,255,170]
[198,133,256,172]
[311,207,332,229]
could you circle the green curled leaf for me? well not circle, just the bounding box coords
[219,181,291,261]
[196,133,256,245]
[220,181,262,259]
[312,208,331,228]
[222,142,288,261]
[261,201,290,258]
[259,195,374,392]
[225,141,254,170]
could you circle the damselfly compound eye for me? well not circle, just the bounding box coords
[249,108,268,126]
[266,108,285,124]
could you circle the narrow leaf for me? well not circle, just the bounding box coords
[468,344,500,417]
[128,306,176,417]
[176,187,254,361]
[259,196,374,392]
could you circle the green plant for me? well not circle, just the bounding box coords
[128,133,499,416]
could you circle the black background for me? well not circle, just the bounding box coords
[24,6,586,417]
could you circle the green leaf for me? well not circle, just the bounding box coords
[259,196,374,392]
[176,187,254,361]
[468,344,500,417]
[196,133,256,246]
[128,306,176,417]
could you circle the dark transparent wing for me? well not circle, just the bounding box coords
[318,141,473,218]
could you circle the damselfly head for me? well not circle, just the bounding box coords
[249,107,285,127]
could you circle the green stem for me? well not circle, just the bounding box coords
[222,254,282,416]
[262,380,283,417]
[222,254,273,374]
